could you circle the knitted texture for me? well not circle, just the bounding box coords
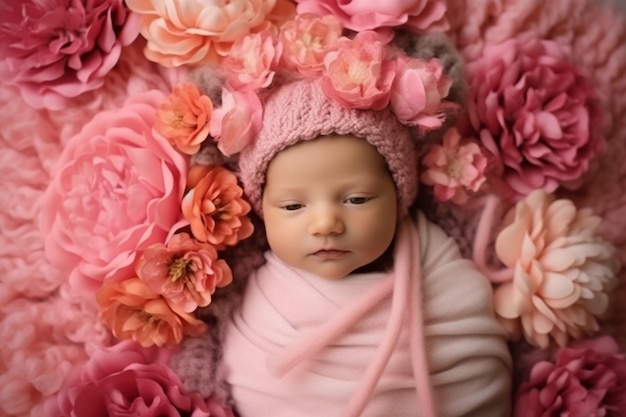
[238,78,419,216]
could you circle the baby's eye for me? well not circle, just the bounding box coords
[346,196,370,205]
[282,203,304,211]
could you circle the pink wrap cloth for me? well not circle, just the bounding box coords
[222,212,511,417]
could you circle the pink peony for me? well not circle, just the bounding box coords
[279,13,343,77]
[42,340,236,417]
[40,90,188,299]
[514,336,626,417]
[294,0,448,33]
[420,128,487,204]
[466,38,606,199]
[210,88,263,156]
[322,31,396,110]
[493,190,619,348]
[125,0,295,67]
[0,0,139,110]
[390,56,454,130]
[136,232,233,313]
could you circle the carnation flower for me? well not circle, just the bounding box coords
[126,0,295,67]
[97,278,208,347]
[294,0,448,33]
[466,38,605,199]
[136,232,233,313]
[322,31,396,110]
[0,0,139,110]
[40,91,188,299]
[514,336,626,417]
[421,128,487,204]
[182,166,254,248]
[42,340,236,417]
[493,189,619,348]
[279,13,343,77]
[155,82,214,155]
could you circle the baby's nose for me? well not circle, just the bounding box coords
[308,205,344,236]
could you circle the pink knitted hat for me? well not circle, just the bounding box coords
[238,78,419,216]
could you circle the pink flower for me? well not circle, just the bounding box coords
[279,13,343,77]
[0,0,139,110]
[294,0,448,33]
[514,336,626,417]
[125,0,295,66]
[222,29,282,90]
[40,91,188,299]
[390,56,454,130]
[466,38,606,199]
[42,340,236,417]
[421,128,487,204]
[136,232,233,313]
[210,88,263,156]
[493,190,619,348]
[322,31,396,110]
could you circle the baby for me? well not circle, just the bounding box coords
[211,78,513,417]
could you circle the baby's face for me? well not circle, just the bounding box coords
[261,135,398,279]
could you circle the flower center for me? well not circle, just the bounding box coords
[169,257,191,283]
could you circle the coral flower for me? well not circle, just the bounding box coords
[279,13,343,77]
[493,190,619,348]
[421,128,487,204]
[97,278,207,347]
[182,166,254,248]
[322,31,396,110]
[155,82,214,155]
[136,232,233,313]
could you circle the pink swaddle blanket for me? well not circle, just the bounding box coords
[222,212,511,417]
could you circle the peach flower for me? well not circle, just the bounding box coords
[182,166,254,248]
[279,13,343,77]
[155,82,214,155]
[322,31,396,110]
[390,56,454,130]
[294,0,448,33]
[421,128,487,204]
[97,278,207,347]
[209,87,263,156]
[136,232,233,313]
[493,190,619,348]
[222,29,282,90]
[125,0,295,66]
[40,91,188,299]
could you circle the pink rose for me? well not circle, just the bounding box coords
[467,38,606,199]
[322,31,396,110]
[294,0,448,33]
[42,340,235,417]
[210,88,263,156]
[40,90,188,299]
[0,0,139,110]
[514,336,626,417]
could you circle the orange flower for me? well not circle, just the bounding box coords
[155,82,213,155]
[96,278,207,347]
[182,166,254,248]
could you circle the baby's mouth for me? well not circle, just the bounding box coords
[312,249,349,260]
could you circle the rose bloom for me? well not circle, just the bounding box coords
[0,0,139,110]
[136,232,233,313]
[279,13,343,77]
[209,87,263,156]
[493,190,619,348]
[421,128,487,204]
[467,38,606,199]
[41,340,236,417]
[125,0,295,66]
[182,166,254,248]
[97,277,208,347]
[222,29,282,90]
[294,0,448,33]
[40,90,188,299]
[390,56,454,130]
[322,31,396,110]
[514,336,626,417]
[155,82,214,155]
